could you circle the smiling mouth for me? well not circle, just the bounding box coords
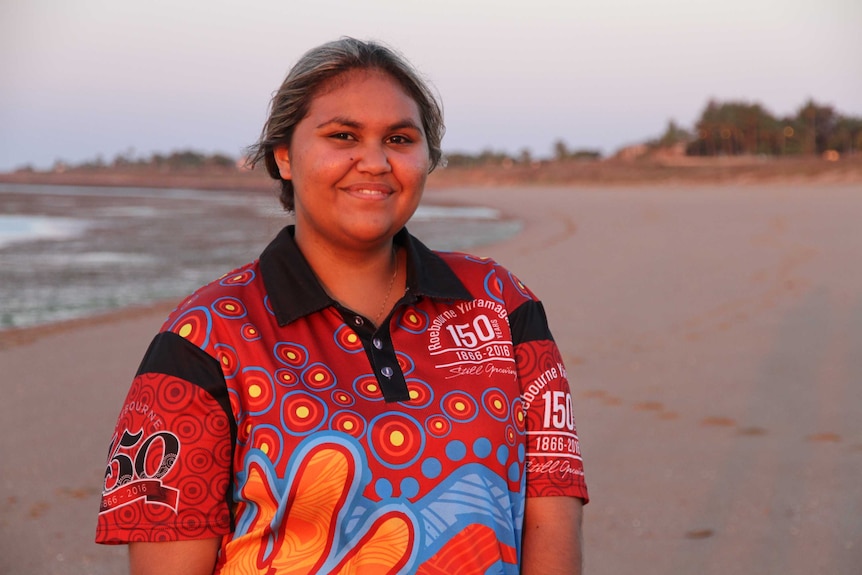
[345,186,394,199]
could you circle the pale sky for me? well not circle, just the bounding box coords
[1,0,860,171]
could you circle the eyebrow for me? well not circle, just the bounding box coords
[316,116,424,133]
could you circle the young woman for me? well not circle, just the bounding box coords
[96,38,588,574]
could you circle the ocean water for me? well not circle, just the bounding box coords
[0,183,521,330]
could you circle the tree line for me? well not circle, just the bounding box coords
[657,99,862,157]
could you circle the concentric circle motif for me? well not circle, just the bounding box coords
[508,271,531,299]
[179,476,209,506]
[173,414,205,443]
[334,325,363,353]
[178,509,209,538]
[425,415,451,438]
[441,391,479,423]
[404,379,433,409]
[219,269,255,287]
[505,425,517,446]
[186,447,215,474]
[160,378,191,412]
[214,344,239,379]
[353,375,384,402]
[329,410,366,438]
[483,270,505,304]
[482,388,510,422]
[204,408,230,438]
[241,323,261,342]
[273,342,308,368]
[331,390,355,407]
[169,306,213,349]
[280,391,327,435]
[396,352,415,376]
[301,362,336,391]
[368,413,424,469]
[213,297,247,319]
[241,367,276,415]
[274,368,298,387]
[116,505,142,531]
[511,398,526,432]
[249,424,284,464]
[398,308,429,334]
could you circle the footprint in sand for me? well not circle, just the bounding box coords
[55,486,101,500]
[737,426,768,436]
[577,388,622,406]
[806,432,841,443]
[700,416,736,428]
[29,501,50,519]
[633,401,664,412]
[633,401,678,421]
[684,528,715,540]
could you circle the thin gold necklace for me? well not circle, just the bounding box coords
[373,248,399,326]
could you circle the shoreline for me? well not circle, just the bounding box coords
[2,154,861,192]
[0,184,522,344]
[0,300,180,350]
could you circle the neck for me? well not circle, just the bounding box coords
[295,233,405,326]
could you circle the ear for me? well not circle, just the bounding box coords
[273,145,292,180]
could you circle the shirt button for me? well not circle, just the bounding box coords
[353,316,364,327]
[381,367,394,378]
[372,338,383,349]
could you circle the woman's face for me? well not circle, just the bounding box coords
[274,69,431,253]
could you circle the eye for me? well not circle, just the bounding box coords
[329,132,355,141]
[387,134,413,145]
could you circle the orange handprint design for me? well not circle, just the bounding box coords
[219,439,414,574]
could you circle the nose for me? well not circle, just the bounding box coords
[355,142,392,174]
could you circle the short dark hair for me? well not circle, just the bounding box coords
[245,38,445,212]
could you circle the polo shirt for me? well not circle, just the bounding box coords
[96,225,588,574]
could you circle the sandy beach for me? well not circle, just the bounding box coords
[1,181,861,574]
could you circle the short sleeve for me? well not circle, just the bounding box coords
[510,299,589,503]
[96,332,235,543]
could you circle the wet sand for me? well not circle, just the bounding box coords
[1,182,861,574]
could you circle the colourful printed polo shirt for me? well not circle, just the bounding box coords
[96,225,588,574]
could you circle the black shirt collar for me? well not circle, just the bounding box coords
[259,225,472,327]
